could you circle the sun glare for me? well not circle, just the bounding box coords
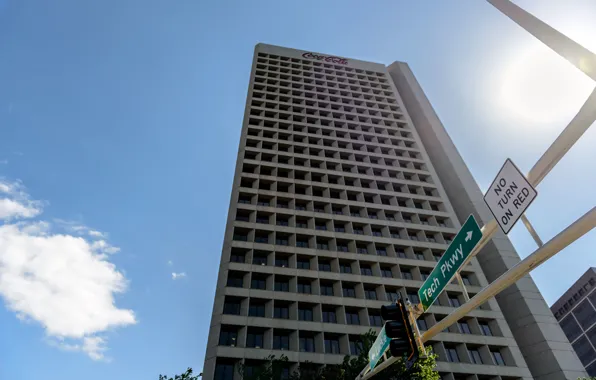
[499,46,592,124]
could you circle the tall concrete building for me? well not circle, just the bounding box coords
[551,268,596,376]
[202,44,586,380]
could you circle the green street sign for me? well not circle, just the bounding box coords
[418,215,482,312]
[368,326,390,370]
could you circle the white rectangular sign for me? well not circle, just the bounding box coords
[484,159,537,234]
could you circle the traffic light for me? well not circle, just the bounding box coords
[381,299,419,369]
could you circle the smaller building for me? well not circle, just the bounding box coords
[551,267,596,376]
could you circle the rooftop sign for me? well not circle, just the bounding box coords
[302,52,348,64]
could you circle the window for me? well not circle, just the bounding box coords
[325,338,340,354]
[251,277,266,290]
[219,329,238,346]
[396,250,406,258]
[317,242,329,250]
[275,257,289,267]
[230,252,245,263]
[365,289,377,300]
[323,309,337,323]
[573,336,596,366]
[340,264,352,274]
[274,306,289,319]
[461,275,472,286]
[361,266,373,276]
[247,331,264,348]
[491,350,506,366]
[296,239,309,248]
[273,333,290,350]
[248,303,265,317]
[448,296,461,307]
[560,315,582,342]
[350,339,364,355]
[233,233,248,241]
[227,273,244,288]
[320,284,334,296]
[376,248,387,256]
[319,261,332,272]
[468,349,482,364]
[573,301,596,330]
[387,291,400,302]
[275,279,289,292]
[298,281,312,294]
[417,319,427,331]
[253,254,267,265]
[300,336,315,352]
[297,258,310,270]
[588,325,596,347]
[479,322,492,336]
[299,308,313,321]
[381,268,393,278]
[407,292,419,304]
[214,364,234,380]
[401,270,413,280]
[343,286,356,298]
[369,314,383,327]
[458,321,471,334]
[420,271,430,281]
[346,311,360,325]
[223,300,241,315]
[446,347,459,362]
[415,252,425,260]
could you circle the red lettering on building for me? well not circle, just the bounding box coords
[302,52,348,65]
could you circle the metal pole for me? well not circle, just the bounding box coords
[458,87,596,269]
[487,0,596,81]
[421,207,595,343]
[456,273,470,301]
[520,214,544,247]
[359,207,595,380]
[406,300,425,354]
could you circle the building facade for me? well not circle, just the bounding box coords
[202,44,586,380]
[551,268,596,376]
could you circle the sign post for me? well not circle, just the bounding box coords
[418,215,482,312]
[484,158,537,234]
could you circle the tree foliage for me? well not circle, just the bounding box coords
[237,330,439,380]
[158,367,201,380]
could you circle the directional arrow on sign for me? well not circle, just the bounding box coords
[418,215,482,312]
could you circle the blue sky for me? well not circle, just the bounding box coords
[0,0,594,379]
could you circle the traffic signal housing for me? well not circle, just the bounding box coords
[381,299,419,369]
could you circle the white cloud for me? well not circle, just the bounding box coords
[0,180,136,360]
[167,260,173,266]
[50,336,109,362]
[171,272,186,280]
[54,220,107,240]
[0,198,40,220]
[0,180,42,220]
[88,230,105,238]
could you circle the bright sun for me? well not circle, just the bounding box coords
[499,46,593,124]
